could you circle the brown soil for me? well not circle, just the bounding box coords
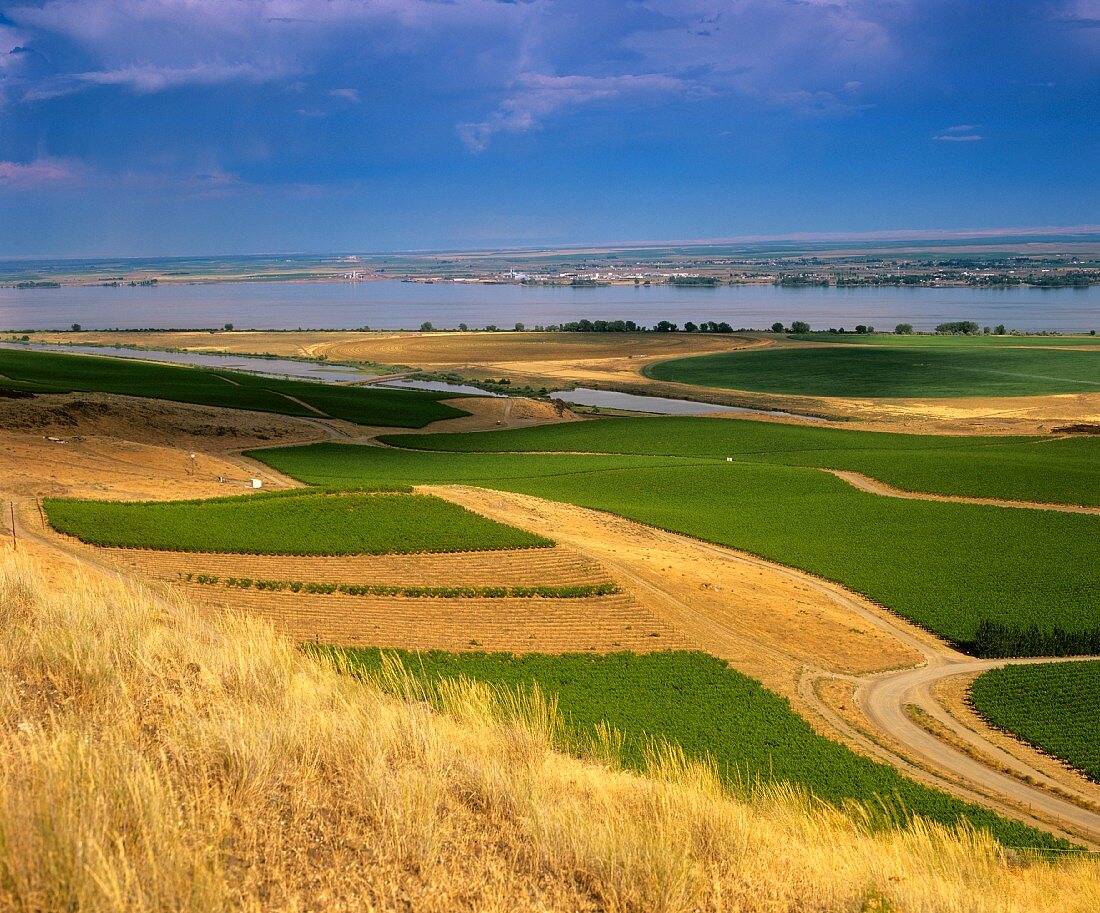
[100,545,613,589]
[422,485,922,703]
[0,391,323,451]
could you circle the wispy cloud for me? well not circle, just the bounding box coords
[23,60,292,101]
[458,72,691,152]
[328,87,359,102]
[934,124,983,142]
[0,157,81,189]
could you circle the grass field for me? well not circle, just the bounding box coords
[969,662,1100,783]
[380,415,1100,507]
[44,489,552,555]
[330,648,1071,850]
[644,344,1100,397]
[250,443,1097,651]
[0,346,467,426]
[792,333,1100,347]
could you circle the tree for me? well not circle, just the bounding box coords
[654,320,678,332]
[683,321,698,333]
[458,323,468,332]
[419,321,434,332]
[935,320,980,335]
[790,320,810,334]
[223,323,233,332]
[995,324,1006,335]
[514,322,525,332]
[894,323,913,335]
[854,324,869,334]
[770,321,785,333]
[70,323,81,332]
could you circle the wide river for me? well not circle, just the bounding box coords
[1,280,1097,333]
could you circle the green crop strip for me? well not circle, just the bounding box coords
[643,344,1100,398]
[44,489,552,555]
[249,443,1097,654]
[0,346,468,427]
[182,573,618,599]
[324,648,1075,851]
[970,662,1100,783]
[378,415,1100,507]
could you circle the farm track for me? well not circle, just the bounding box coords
[825,469,1100,515]
[426,485,1100,849]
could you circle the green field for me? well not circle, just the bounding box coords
[970,662,1100,783]
[380,415,1100,507]
[0,347,467,427]
[644,344,1100,397]
[43,489,551,555]
[329,648,1071,850]
[792,333,1100,347]
[249,443,1098,652]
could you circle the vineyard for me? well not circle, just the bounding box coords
[0,346,467,426]
[43,489,552,555]
[643,343,1100,398]
[250,442,1098,652]
[380,415,1100,507]
[969,662,1100,783]
[330,648,1071,850]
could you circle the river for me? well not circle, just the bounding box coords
[1,280,1097,333]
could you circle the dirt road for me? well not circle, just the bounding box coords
[428,485,1100,847]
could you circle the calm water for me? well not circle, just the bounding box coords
[0,341,366,383]
[1,280,1098,332]
[550,388,829,419]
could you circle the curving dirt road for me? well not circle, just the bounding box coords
[428,485,1100,848]
[825,468,1100,515]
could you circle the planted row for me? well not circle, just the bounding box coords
[183,573,618,599]
[970,662,1100,783]
[45,489,552,556]
[970,620,1100,659]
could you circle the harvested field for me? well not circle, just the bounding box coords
[104,544,611,589]
[186,585,680,652]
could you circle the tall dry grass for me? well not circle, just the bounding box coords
[0,550,1097,912]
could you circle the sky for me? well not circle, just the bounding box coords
[0,0,1098,257]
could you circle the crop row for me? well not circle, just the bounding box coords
[188,587,678,653]
[328,648,1072,851]
[104,545,607,588]
[970,620,1100,658]
[181,572,618,599]
[44,489,552,556]
[249,442,1099,650]
[969,661,1100,783]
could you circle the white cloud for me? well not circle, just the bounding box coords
[328,87,359,102]
[458,71,690,152]
[933,133,983,142]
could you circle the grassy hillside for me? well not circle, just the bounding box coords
[333,648,1071,849]
[0,346,467,426]
[44,489,552,555]
[970,662,1100,783]
[5,552,1097,911]
[381,415,1100,506]
[250,443,1098,650]
[643,345,1099,397]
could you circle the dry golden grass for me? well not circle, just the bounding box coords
[1,549,1098,912]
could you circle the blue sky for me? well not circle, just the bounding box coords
[1,0,1098,256]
